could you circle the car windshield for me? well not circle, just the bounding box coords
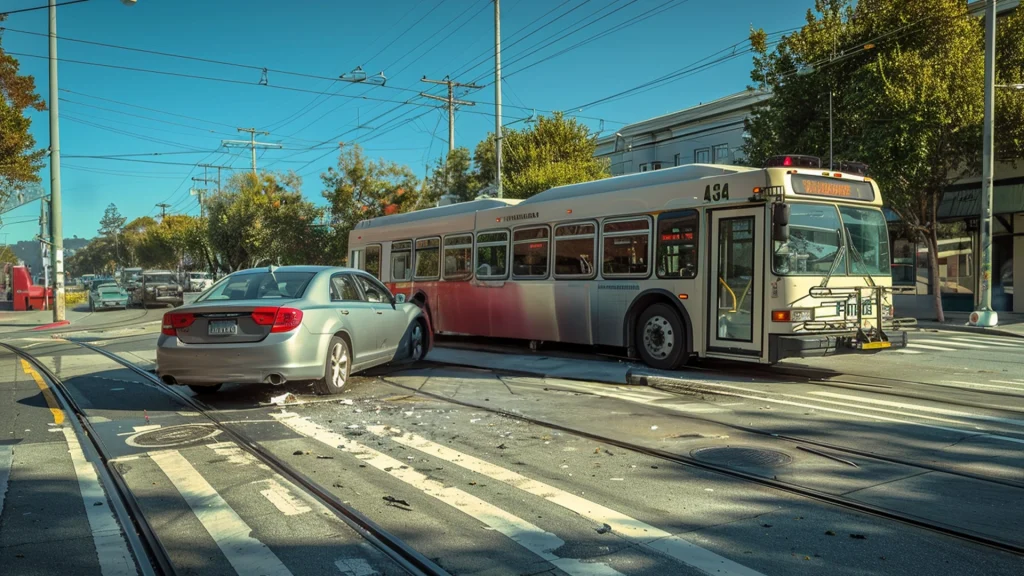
[97,284,121,293]
[91,279,114,290]
[196,271,316,302]
[190,273,209,279]
[773,203,890,276]
[145,274,177,284]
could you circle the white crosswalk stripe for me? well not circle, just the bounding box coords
[906,343,958,351]
[947,337,1024,348]
[895,349,923,354]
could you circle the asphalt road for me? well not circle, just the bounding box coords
[0,318,1022,575]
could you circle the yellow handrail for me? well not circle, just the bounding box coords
[718,277,738,313]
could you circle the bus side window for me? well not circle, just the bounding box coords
[365,245,381,279]
[554,222,597,279]
[443,234,474,281]
[512,226,550,279]
[602,217,651,277]
[414,237,441,280]
[656,211,699,279]
[476,231,509,279]
[391,240,412,282]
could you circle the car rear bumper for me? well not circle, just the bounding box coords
[94,299,128,309]
[769,330,908,363]
[156,329,328,385]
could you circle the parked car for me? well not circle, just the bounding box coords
[156,265,430,395]
[121,267,143,289]
[89,282,129,311]
[187,271,213,292]
[132,270,184,308]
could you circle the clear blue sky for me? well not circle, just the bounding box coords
[2,0,809,242]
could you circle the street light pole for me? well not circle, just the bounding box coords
[47,0,65,322]
[494,0,503,199]
[971,0,998,327]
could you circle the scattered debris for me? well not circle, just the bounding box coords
[849,534,867,540]
[469,481,477,486]
[595,523,612,534]
[332,483,343,488]
[761,524,772,528]
[316,455,334,460]
[292,450,304,456]
[651,465,659,469]
[825,531,836,536]
[269,393,297,406]
[560,465,569,469]
[93,501,104,506]
[650,425,658,430]
[704,488,714,492]
[610,478,624,481]
[470,418,482,423]
[497,443,507,450]
[383,496,411,507]
[340,399,353,405]
[346,424,360,430]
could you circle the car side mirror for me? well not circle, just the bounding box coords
[395,293,406,304]
[772,204,790,242]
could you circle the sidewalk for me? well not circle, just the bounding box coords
[912,311,1024,339]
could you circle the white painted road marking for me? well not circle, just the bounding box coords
[149,450,293,576]
[366,425,766,576]
[938,334,1024,346]
[257,478,311,516]
[915,339,990,349]
[895,349,922,354]
[274,413,624,576]
[0,445,11,519]
[809,391,1024,428]
[335,557,377,576]
[906,343,957,352]
[947,337,1024,348]
[62,427,138,576]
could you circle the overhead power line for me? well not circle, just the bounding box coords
[0,0,88,16]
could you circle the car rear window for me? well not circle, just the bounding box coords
[197,271,316,302]
[145,274,178,284]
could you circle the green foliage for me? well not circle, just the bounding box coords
[98,204,126,238]
[0,245,19,267]
[473,113,609,199]
[421,147,481,207]
[0,19,47,199]
[66,236,117,277]
[321,144,419,259]
[743,0,1024,320]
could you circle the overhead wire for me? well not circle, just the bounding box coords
[0,0,88,16]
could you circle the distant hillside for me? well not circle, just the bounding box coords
[8,238,91,275]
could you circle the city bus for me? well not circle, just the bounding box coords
[347,156,911,369]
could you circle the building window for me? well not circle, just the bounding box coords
[476,231,509,279]
[554,222,597,278]
[639,163,649,172]
[391,240,412,282]
[512,226,549,279]
[602,217,651,277]
[713,144,730,164]
[414,237,440,280]
[651,161,663,170]
[694,148,710,163]
[365,245,381,279]
[674,153,681,166]
[443,234,473,281]
[656,211,699,279]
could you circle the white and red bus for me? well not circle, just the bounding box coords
[348,156,911,369]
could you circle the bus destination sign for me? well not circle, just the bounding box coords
[791,175,875,201]
[498,211,539,223]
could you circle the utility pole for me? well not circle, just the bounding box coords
[420,76,483,151]
[971,0,998,327]
[494,0,503,198]
[156,203,170,221]
[48,0,65,321]
[223,129,282,175]
[191,166,214,217]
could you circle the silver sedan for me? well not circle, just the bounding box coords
[156,266,430,395]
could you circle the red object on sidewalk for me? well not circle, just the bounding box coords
[31,320,70,331]
[11,266,52,311]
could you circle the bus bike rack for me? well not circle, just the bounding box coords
[802,285,908,350]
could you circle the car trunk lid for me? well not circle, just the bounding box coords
[172,300,298,344]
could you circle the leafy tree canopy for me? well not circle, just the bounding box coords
[0,19,47,201]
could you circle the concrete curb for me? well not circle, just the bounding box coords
[912,322,1024,340]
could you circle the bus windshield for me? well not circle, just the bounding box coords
[773,203,890,276]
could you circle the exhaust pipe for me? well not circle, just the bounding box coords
[266,373,286,385]
[162,375,177,385]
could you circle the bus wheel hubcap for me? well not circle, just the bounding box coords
[643,316,674,359]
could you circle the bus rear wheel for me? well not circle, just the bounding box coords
[636,303,686,370]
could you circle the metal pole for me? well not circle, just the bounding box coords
[829,90,833,170]
[971,0,998,327]
[448,81,455,152]
[494,0,503,198]
[250,130,257,174]
[48,0,65,321]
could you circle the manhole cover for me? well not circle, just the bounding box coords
[691,446,792,468]
[125,425,221,448]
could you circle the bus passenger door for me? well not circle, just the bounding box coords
[707,207,764,357]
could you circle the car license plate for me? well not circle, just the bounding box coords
[208,320,237,336]
[861,341,891,350]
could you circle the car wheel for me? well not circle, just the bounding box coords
[409,319,427,362]
[635,303,687,370]
[314,336,350,395]
[188,384,222,395]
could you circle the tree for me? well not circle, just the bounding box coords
[207,171,327,270]
[322,144,419,260]
[743,0,1024,321]
[473,113,610,199]
[98,203,126,265]
[420,147,482,207]
[0,18,47,202]
[121,216,160,267]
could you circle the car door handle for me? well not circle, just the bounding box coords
[339,309,349,315]
[375,309,383,315]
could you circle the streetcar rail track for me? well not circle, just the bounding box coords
[71,341,450,576]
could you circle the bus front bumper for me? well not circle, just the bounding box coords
[769,330,908,363]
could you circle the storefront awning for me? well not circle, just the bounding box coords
[938,183,1024,220]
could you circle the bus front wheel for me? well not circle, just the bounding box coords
[636,303,686,370]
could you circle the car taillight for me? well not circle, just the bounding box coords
[162,312,195,336]
[251,306,304,333]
